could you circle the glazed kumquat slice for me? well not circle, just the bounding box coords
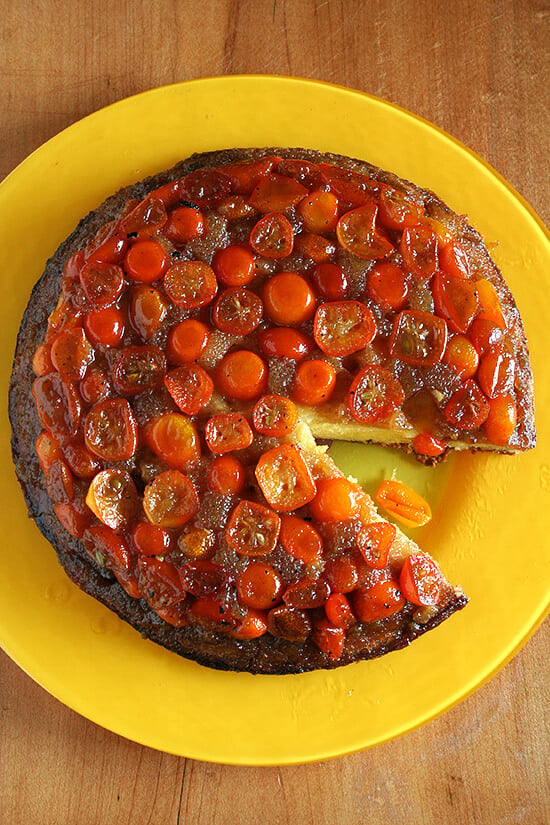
[164,363,214,415]
[477,349,515,398]
[226,500,281,556]
[308,477,361,522]
[412,433,446,458]
[86,469,140,531]
[314,300,376,357]
[145,413,201,469]
[336,203,393,259]
[51,326,94,382]
[180,167,232,206]
[297,189,339,233]
[356,521,397,569]
[137,556,186,610]
[164,205,205,244]
[312,619,346,660]
[439,240,471,280]
[177,526,215,560]
[179,560,228,597]
[292,359,336,407]
[399,224,438,280]
[215,350,268,400]
[131,521,172,557]
[484,394,517,445]
[347,365,404,424]
[213,245,256,286]
[255,444,317,512]
[443,334,480,379]
[250,213,294,258]
[445,379,490,430]
[389,310,448,367]
[84,398,138,462]
[128,284,167,341]
[84,306,125,347]
[80,261,124,308]
[207,454,246,495]
[324,556,359,593]
[283,577,330,609]
[377,187,422,231]
[475,278,506,329]
[163,260,218,308]
[399,554,442,606]
[32,373,82,439]
[124,239,168,283]
[212,287,263,335]
[263,271,316,326]
[229,609,268,640]
[279,514,323,564]
[32,342,54,376]
[249,172,307,213]
[204,413,253,454]
[252,394,298,437]
[324,593,356,630]
[112,345,166,396]
[295,233,337,263]
[311,262,348,301]
[352,579,405,622]
[166,318,210,364]
[257,327,314,361]
[375,479,432,528]
[35,431,63,474]
[433,272,480,334]
[367,261,409,311]
[236,562,284,610]
[143,470,199,529]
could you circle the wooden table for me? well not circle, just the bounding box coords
[1,2,548,822]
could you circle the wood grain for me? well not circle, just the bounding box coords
[1,1,548,823]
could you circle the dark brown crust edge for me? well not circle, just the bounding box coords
[13,145,532,673]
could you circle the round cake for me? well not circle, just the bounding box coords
[9,148,535,673]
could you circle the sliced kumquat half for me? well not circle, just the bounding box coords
[312,618,346,660]
[352,579,405,622]
[250,213,294,258]
[279,514,323,564]
[236,562,284,610]
[263,271,316,326]
[166,318,210,364]
[297,189,339,233]
[144,413,201,469]
[86,469,140,531]
[484,394,517,445]
[375,479,432,528]
[314,300,377,357]
[324,592,356,629]
[215,350,268,400]
[143,470,199,529]
[207,454,246,495]
[356,520,397,568]
[163,260,218,308]
[399,553,442,606]
[292,359,336,407]
[308,477,361,522]
[204,413,253,455]
[255,443,317,511]
[164,363,214,415]
[226,500,281,556]
[252,394,298,437]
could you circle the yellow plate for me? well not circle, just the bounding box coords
[1,77,549,765]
